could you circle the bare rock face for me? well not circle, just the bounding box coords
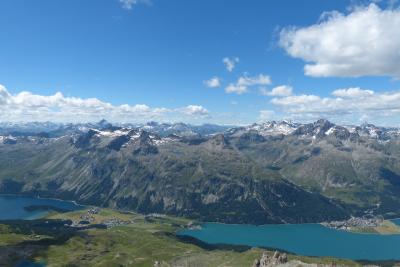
[251,251,381,267]
[252,259,260,267]
[252,251,288,267]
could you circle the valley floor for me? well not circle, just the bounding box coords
[0,208,397,267]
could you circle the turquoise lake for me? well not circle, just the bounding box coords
[179,221,400,261]
[0,195,83,220]
[2,194,400,261]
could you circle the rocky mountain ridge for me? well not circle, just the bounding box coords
[2,119,399,141]
[0,119,400,224]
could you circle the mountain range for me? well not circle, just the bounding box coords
[0,119,399,224]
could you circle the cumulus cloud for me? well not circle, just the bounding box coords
[331,87,374,98]
[279,4,400,78]
[271,87,400,121]
[0,85,209,122]
[223,57,239,72]
[180,105,209,116]
[225,74,271,94]
[119,0,150,10]
[204,77,221,88]
[225,84,247,94]
[237,74,271,86]
[260,85,293,96]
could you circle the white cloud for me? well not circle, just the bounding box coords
[223,57,239,72]
[0,85,11,105]
[225,74,271,95]
[119,0,150,10]
[0,85,209,122]
[258,110,275,121]
[225,83,247,94]
[332,87,374,98]
[271,87,400,121]
[279,4,400,78]
[260,85,293,96]
[237,74,271,86]
[204,77,221,88]
[180,105,209,116]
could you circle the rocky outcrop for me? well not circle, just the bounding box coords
[204,134,232,150]
[133,131,159,155]
[107,135,130,151]
[251,251,380,267]
[73,129,98,148]
[252,251,288,267]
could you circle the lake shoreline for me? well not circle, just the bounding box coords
[0,193,84,207]
[179,222,400,261]
[2,193,400,229]
[0,194,83,220]
[1,195,400,264]
[176,233,400,265]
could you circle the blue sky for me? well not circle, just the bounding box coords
[1,0,400,125]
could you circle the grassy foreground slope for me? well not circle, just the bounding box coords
[0,208,363,267]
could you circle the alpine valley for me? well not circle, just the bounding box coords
[1,119,400,225]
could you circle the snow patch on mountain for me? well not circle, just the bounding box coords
[245,121,298,136]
